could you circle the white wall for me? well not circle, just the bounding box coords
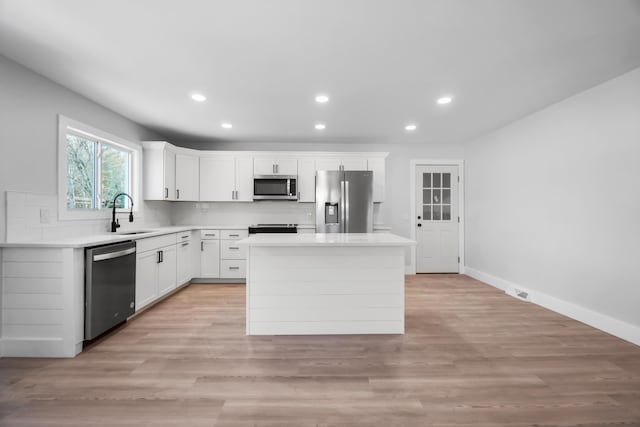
[464,67,640,343]
[0,55,170,242]
[176,141,465,240]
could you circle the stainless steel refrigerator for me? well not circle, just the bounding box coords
[315,170,373,233]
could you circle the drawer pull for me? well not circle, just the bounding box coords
[229,266,239,270]
[229,234,239,237]
[229,246,239,250]
[181,242,189,247]
[181,235,189,239]
[204,233,217,237]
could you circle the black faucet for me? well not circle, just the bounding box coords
[111,192,134,232]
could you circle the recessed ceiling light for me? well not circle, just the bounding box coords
[437,96,453,105]
[315,94,329,103]
[315,123,326,130]
[221,123,233,129]
[405,124,417,131]
[191,93,207,102]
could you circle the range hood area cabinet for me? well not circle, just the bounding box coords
[142,141,199,201]
[141,141,387,203]
[253,157,297,176]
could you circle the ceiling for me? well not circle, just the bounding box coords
[1,0,640,144]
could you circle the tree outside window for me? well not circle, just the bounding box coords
[66,133,131,210]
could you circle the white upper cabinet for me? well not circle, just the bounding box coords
[316,157,368,171]
[200,155,253,202]
[175,154,199,201]
[297,158,316,203]
[142,142,176,200]
[254,157,297,176]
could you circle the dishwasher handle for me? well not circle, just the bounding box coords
[93,247,136,262]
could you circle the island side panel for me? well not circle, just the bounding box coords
[246,245,405,335]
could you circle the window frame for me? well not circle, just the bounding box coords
[57,115,142,221]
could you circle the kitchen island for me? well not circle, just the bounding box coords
[238,233,415,335]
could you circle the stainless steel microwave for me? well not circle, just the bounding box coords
[253,175,298,200]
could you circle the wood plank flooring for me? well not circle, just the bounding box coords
[1,274,639,426]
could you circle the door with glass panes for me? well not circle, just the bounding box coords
[416,165,459,273]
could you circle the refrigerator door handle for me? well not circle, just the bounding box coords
[345,180,350,233]
[340,180,346,233]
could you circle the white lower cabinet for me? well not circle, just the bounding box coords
[200,229,220,278]
[219,229,248,279]
[135,234,178,311]
[176,238,193,286]
[157,244,177,296]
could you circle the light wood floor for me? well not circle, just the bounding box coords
[1,275,639,426]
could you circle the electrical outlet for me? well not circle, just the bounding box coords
[39,208,50,224]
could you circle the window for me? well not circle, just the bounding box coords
[58,116,141,220]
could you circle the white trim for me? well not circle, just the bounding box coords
[465,267,640,346]
[409,159,465,275]
[57,115,142,221]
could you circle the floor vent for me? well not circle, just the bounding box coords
[507,287,531,302]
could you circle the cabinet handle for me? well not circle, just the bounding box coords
[181,242,189,247]
[229,246,239,250]
[272,164,276,174]
[181,235,189,239]
[157,250,163,263]
[229,266,239,270]
[176,189,180,199]
[204,233,216,237]
[165,187,168,199]
[201,241,204,251]
[229,234,239,237]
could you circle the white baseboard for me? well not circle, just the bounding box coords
[465,266,640,346]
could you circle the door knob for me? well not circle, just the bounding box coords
[417,223,422,227]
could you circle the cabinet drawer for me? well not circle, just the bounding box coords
[200,229,220,240]
[220,260,246,278]
[136,233,177,253]
[177,231,192,242]
[221,240,247,259]
[221,229,248,240]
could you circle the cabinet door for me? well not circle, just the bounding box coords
[135,250,158,311]
[235,157,254,201]
[176,240,193,285]
[200,157,235,201]
[367,157,385,202]
[297,158,316,203]
[253,158,275,176]
[342,158,368,171]
[175,154,199,201]
[164,150,176,201]
[158,245,177,296]
[200,240,220,278]
[275,158,297,175]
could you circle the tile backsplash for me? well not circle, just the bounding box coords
[5,191,171,242]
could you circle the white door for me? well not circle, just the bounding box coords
[234,156,254,201]
[200,157,235,201]
[274,158,298,175]
[253,158,276,176]
[158,244,177,296]
[200,240,220,278]
[175,154,199,201]
[176,240,192,285]
[135,250,158,311]
[416,165,459,273]
[163,149,176,201]
[297,158,316,202]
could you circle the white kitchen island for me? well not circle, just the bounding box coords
[239,233,415,335]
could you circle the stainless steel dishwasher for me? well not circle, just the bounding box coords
[85,240,136,340]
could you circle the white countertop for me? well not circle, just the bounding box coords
[238,232,415,247]
[0,225,247,248]
[0,224,394,249]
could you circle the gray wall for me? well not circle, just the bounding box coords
[0,54,164,242]
[464,67,640,336]
[176,140,465,240]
